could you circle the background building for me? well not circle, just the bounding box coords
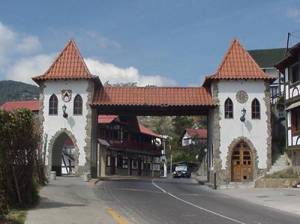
[276,43,300,171]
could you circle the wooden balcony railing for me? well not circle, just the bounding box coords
[107,139,162,153]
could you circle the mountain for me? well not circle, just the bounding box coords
[0,80,39,105]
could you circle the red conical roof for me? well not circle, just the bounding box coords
[32,39,92,82]
[204,39,274,85]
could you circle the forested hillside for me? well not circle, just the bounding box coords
[0,80,38,105]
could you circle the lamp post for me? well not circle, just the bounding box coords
[62,104,68,118]
[240,108,246,122]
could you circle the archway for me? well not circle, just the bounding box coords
[231,141,253,182]
[49,130,79,176]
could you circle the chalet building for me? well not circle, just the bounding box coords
[181,128,207,147]
[275,43,300,169]
[98,115,162,177]
[22,38,274,186]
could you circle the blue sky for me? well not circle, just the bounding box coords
[0,0,300,86]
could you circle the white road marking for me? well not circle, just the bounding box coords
[152,179,247,224]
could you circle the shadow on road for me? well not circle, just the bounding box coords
[34,197,85,210]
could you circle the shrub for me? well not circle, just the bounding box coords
[0,109,44,215]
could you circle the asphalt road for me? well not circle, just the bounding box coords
[96,178,300,224]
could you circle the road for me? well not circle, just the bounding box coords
[96,177,300,224]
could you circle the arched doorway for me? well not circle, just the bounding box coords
[51,132,77,176]
[231,141,253,182]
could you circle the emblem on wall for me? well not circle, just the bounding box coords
[236,90,248,104]
[61,90,72,102]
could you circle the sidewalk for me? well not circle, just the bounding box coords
[220,187,300,216]
[25,177,115,224]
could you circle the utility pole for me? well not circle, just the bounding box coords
[162,138,167,177]
[286,32,291,55]
[169,144,172,174]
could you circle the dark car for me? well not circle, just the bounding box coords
[173,165,191,178]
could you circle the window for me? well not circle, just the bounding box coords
[290,63,300,83]
[224,98,233,119]
[106,155,111,167]
[73,94,83,115]
[49,94,58,115]
[291,108,300,135]
[122,157,128,169]
[251,99,260,119]
[132,160,138,170]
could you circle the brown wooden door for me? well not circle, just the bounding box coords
[231,142,253,182]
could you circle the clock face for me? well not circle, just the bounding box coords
[61,90,72,102]
[236,90,248,104]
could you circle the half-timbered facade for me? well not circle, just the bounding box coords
[276,43,300,167]
[98,115,162,177]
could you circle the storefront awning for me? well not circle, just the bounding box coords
[98,139,110,147]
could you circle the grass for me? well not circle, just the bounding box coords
[0,210,26,224]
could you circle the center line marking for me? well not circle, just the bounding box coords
[106,207,129,224]
[152,179,247,224]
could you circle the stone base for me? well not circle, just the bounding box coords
[255,178,299,188]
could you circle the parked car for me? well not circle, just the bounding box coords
[173,165,191,178]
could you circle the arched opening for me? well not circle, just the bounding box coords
[51,132,77,176]
[231,141,253,182]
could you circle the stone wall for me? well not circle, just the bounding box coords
[264,81,272,169]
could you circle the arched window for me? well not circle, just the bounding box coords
[224,98,233,119]
[49,94,58,115]
[251,98,260,119]
[73,94,83,115]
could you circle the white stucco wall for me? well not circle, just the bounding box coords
[42,80,92,167]
[182,133,192,146]
[218,80,268,169]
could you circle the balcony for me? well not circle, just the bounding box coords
[106,139,162,155]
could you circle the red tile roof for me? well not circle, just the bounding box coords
[92,87,214,106]
[204,39,274,86]
[98,115,118,124]
[32,40,93,82]
[138,123,161,138]
[0,100,39,112]
[185,128,207,139]
[98,115,160,137]
[64,138,74,147]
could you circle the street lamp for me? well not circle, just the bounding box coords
[240,108,246,122]
[62,104,68,118]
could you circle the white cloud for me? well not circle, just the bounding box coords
[6,54,54,84]
[0,22,41,56]
[0,21,176,87]
[287,8,300,23]
[85,58,177,86]
[0,22,16,67]
[85,31,121,49]
[16,35,41,54]
[0,22,46,84]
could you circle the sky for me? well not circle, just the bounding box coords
[0,0,300,86]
